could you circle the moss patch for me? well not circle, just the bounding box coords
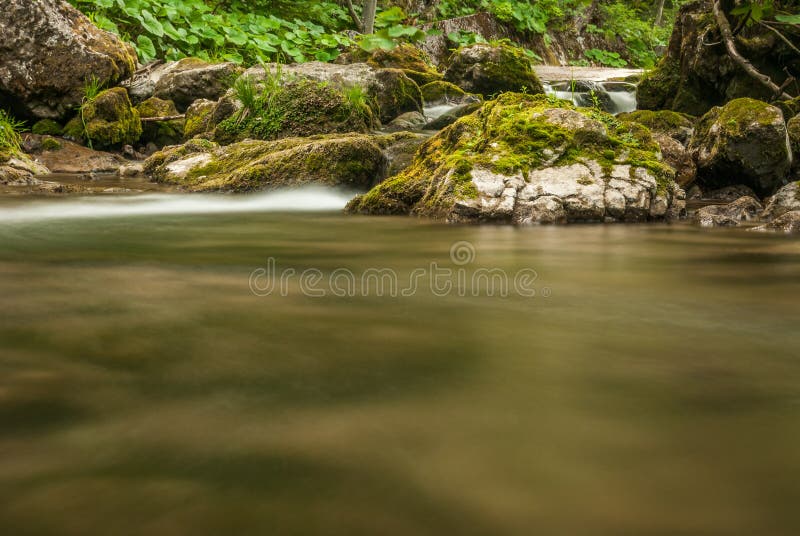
[31,119,63,136]
[137,97,184,146]
[66,87,142,149]
[420,81,467,103]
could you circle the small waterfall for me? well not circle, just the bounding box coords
[542,80,637,114]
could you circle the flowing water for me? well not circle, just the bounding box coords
[1,190,800,535]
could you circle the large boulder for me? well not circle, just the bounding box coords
[242,62,422,125]
[143,134,392,192]
[151,58,242,111]
[0,0,136,120]
[443,43,544,97]
[689,98,792,196]
[63,88,142,149]
[638,1,799,116]
[346,93,684,224]
[761,181,800,220]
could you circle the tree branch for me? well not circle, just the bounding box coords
[758,20,800,57]
[713,0,792,100]
[344,0,362,31]
[141,115,185,123]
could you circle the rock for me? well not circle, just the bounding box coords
[144,134,389,192]
[761,181,800,220]
[753,210,800,233]
[31,119,64,136]
[212,77,375,144]
[136,97,184,147]
[423,101,482,130]
[618,110,695,145]
[443,43,544,97]
[638,1,798,116]
[689,98,792,196]
[242,62,422,124]
[338,44,443,86]
[63,88,142,149]
[788,114,800,163]
[692,196,763,227]
[705,184,759,202]
[0,0,136,120]
[420,81,468,105]
[687,184,703,200]
[653,133,697,188]
[34,138,126,174]
[183,99,216,139]
[118,163,144,177]
[378,132,429,177]
[419,13,516,66]
[386,112,428,132]
[346,93,684,224]
[152,58,243,111]
[0,151,49,184]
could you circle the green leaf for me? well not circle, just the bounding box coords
[139,10,164,37]
[775,14,800,24]
[136,35,157,62]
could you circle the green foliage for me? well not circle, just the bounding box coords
[0,109,25,155]
[585,48,628,67]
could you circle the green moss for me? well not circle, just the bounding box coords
[69,87,142,149]
[31,119,63,136]
[695,98,781,142]
[637,59,680,111]
[617,110,694,133]
[143,138,217,179]
[216,79,374,143]
[348,92,675,216]
[184,100,216,139]
[420,81,467,103]
[41,137,62,151]
[137,97,184,146]
[444,42,544,97]
[372,69,424,124]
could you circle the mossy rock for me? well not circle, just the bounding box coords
[420,81,467,104]
[344,44,443,87]
[370,69,423,124]
[144,134,388,192]
[31,119,63,136]
[41,137,63,151]
[787,114,800,161]
[443,43,544,97]
[184,99,216,139]
[617,110,695,145]
[347,93,682,224]
[689,98,791,196]
[63,87,142,149]
[136,97,184,147]
[214,78,375,144]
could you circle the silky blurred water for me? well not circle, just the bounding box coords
[1,193,799,535]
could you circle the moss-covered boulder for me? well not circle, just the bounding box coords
[341,44,444,86]
[183,99,216,139]
[688,98,791,196]
[617,110,695,145]
[143,134,388,192]
[152,58,243,111]
[242,62,423,125]
[420,81,468,104]
[213,77,375,144]
[136,97,183,147]
[443,43,544,97]
[637,1,799,116]
[31,119,63,136]
[63,87,142,149]
[346,93,684,224]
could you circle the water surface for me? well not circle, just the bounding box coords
[1,192,799,535]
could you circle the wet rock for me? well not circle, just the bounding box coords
[689,98,791,196]
[0,0,136,120]
[118,163,144,178]
[144,134,389,192]
[788,114,800,165]
[386,112,428,132]
[378,132,429,177]
[753,210,800,233]
[761,181,800,220]
[63,88,142,149]
[242,62,422,124]
[34,138,126,174]
[0,152,49,184]
[423,101,482,130]
[420,81,468,105]
[693,196,763,227]
[150,58,242,111]
[653,133,696,188]
[443,43,544,97]
[346,93,684,224]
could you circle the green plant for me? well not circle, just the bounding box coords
[585,48,628,68]
[0,109,26,155]
[79,76,105,150]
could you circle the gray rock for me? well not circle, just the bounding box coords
[0,0,136,119]
[693,196,763,227]
[753,210,800,233]
[386,111,428,132]
[443,43,544,96]
[761,181,800,220]
[653,132,696,187]
[152,58,242,111]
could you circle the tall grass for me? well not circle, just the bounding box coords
[0,109,25,155]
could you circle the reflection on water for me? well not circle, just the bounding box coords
[1,197,800,535]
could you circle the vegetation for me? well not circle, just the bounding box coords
[0,109,26,156]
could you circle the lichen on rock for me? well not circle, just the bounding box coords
[347,93,684,224]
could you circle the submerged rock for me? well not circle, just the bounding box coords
[761,181,800,220]
[693,196,763,227]
[152,58,243,111]
[32,137,126,175]
[346,93,684,224]
[63,88,142,149]
[0,0,136,120]
[443,43,544,97]
[143,134,390,192]
[242,62,422,125]
[689,98,791,196]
